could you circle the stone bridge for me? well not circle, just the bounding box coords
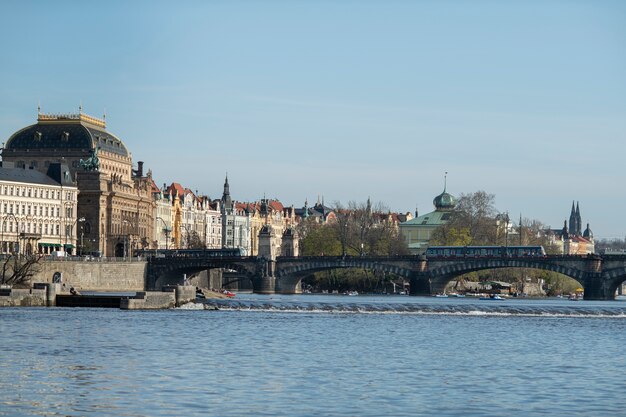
[145,254,626,300]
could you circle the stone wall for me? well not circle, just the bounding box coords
[0,287,47,307]
[30,260,147,292]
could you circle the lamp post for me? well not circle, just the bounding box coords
[156,217,171,250]
[181,224,192,249]
[66,217,85,256]
[122,219,131,259]
[1,213,18,254]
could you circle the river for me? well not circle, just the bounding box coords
[1,294,625,417]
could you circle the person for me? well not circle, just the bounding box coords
[70,287,79,296]
[196,287,206,299]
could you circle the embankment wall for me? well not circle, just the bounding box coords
[31,260,147,291]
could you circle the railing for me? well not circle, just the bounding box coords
[44,256,146,263]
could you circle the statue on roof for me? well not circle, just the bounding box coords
[79,147,100,171]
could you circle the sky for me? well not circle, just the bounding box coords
[0,1,625,239]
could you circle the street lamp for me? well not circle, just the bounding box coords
[181,224,192,249]
[156,217,171,250]
[66,217,85,256]
[1,213,18,254]
[122,219,132,259]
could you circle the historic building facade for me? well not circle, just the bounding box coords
[548,201,594,255]
[3,110,154,257]
[0,162,78,255]
[399,185,457,254]
[220,176,251,255]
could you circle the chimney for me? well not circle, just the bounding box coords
[137,161,144,177]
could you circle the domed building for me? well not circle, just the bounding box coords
[399,181,457,254]
[2,109,154,257]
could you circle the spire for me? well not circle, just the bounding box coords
[221,173,232,211]
[575,202,582,235]
[443,171,448,192]
[568,201,577,236]
[415,206,419,218]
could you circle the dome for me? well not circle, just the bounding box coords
[4,112,129,157]
[583,223,593,239]
[433,189,456,210]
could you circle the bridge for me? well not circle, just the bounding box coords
[145,253,626,300]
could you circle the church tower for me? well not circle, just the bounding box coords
[221,174,233,214]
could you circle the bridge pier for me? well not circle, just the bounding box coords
[252,276,276,294]
[409,273,432,296]
[583,275,615,301]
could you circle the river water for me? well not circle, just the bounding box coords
[1,294,625,417]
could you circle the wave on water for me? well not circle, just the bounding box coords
[183,299,626,318]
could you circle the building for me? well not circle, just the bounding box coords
[220,176,251,254]
[3,109,154,257]
[0,162,78,255]
[294,198,337,224]
[151,181,173,250]
[547,201,594,254]
[399,185,457,254]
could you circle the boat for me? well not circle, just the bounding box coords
[448,293,465,298]
[480,294,505,300]
[223,290,236,298]
[434,293,448,298]
[344,291,359,296]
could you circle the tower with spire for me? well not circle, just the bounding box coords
[221,174,233,214]
[556,201,594,255]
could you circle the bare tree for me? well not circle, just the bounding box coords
[431,190,497,245]
[1,254,45,288]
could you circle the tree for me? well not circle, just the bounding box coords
[430,190,497,245]
[185,231,204,249]
[298,220,342,256]
[1,254,44,288]
[297,199,410,292]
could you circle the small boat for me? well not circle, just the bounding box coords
[223,291,236,298]
[434,293,448,298]
[448,293,465,298]
[480,295,505,300]
[344,291,359,296]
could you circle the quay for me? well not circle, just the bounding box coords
[0,283,197,310]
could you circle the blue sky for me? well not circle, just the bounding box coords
[1,1,625,238]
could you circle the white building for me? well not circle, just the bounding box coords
[220,176,251,255]
[0,162,78,255]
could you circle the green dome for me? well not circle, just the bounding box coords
[433,190,456,210]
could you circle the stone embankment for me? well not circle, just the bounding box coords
[0,284,198,310]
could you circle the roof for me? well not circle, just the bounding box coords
[5,112,129,157]
[0,165,75,187]
[167,182,185,197]
[401,209,453,227]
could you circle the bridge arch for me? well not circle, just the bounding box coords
[602,267,626,297]
[147,259,259,290]
[274,258,415,294]
[427,258,586,294]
